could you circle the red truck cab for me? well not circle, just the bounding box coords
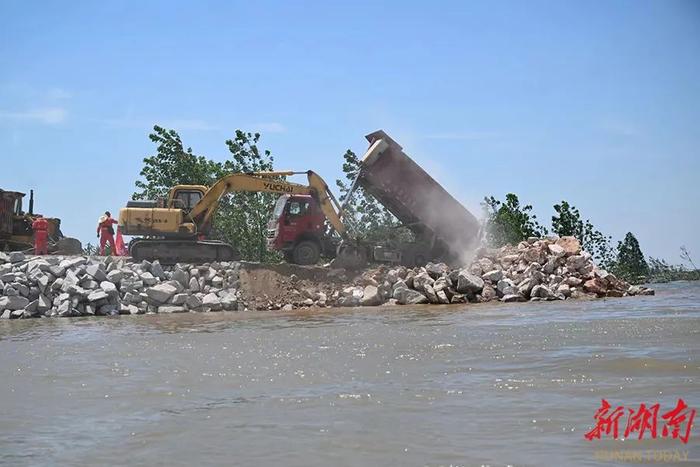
[267,194,333,265]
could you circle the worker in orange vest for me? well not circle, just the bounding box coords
[97,211,118,256]
[32,216,49,255]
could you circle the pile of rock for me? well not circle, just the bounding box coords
[312,236,654,308]
[0,236,655,318]
[0,251,240,319]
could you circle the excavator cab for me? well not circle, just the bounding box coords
[169,186,205,212]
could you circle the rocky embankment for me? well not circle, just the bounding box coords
[0,236,653,319]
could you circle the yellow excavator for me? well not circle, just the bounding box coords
[119,171,350,264]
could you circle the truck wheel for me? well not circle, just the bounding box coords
[293,241,320,265]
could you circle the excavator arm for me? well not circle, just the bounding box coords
[187,171,348,238]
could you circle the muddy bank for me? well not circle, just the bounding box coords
[0,236,654,319]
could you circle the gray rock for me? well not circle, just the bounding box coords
[530,284,554,299]
[394,287,429,305]
[203,293,222,310]
[185,295,202,310]
[145,283,177,304]
[3,284,18,296]
[188,276,200,292]
[360,285,382,306]
[456,270,484,294]
[220,293,237,310]
[566,255,588,271]
[481,269,503,282]
[23,299,39,315]
[56,300,72,317]
[548,244,565,256]
[171,268,189,288]
[37,294,51,312]
[100,281,118,295]
[480,285,498,302]
[120,278,143,292]
[9,251,25,263]
[496,278,516,295]
[49,265,66,278]
[1,310,11,319]
[158,305,187,313]
[556,283,571,298]
[0,295,29,311]
[87,289,109,302]
[140,272,158,286]
[106,270,123,284]
[501,294,526,303]
[425,262,449,279]
[413,271,435,292]
[171,294,188,305]
[150,260,165,279]
[86,264,107,282]
[98,304,119,316]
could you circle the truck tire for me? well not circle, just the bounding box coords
[293,240,320,265]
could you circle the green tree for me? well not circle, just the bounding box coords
[335,149,413,243]
[482,193,548,247]
[214,131,280,262]
[134,125,221,200]
[551,201,615,268]
[613,232,649,282]
[133,126,279,262]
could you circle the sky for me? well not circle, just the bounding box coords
[1,0,698,264]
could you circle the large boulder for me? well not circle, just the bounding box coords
[583,277,607,296]
[9,252,25,263]
[481,269,503,282]
[556,236,581,256]
[394,288,429,305]
[87,290,109,302]
[0,296,29,311]
[85,264,107,282]
[145,283,178,304]
[530,284,555,300]
[456,270,484,294]
[360,285,382,306]
[203,292,222,311]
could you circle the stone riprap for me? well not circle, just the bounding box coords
[0,251,240,319]
[0,236,654,318]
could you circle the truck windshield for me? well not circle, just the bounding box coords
[271,195,289,219]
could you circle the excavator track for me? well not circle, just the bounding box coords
[129,239,240,265]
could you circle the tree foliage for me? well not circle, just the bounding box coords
[481,194,548,247]
[335,149,413,243]
[214,131,280,263]
[551,201,615,268]
[134,126,221,200]
[612,232,649,282]
[133,126,279,262]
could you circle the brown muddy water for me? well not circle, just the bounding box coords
[1,282,698,467]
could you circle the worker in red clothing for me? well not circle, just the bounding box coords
[32,216,49,255]
[97,211,118,256]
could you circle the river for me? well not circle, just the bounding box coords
[1,281,698,466]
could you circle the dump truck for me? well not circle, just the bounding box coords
[356,129,480,264]
[0,188,82,254]
[120,130,480,266]
[266,130,480,266]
